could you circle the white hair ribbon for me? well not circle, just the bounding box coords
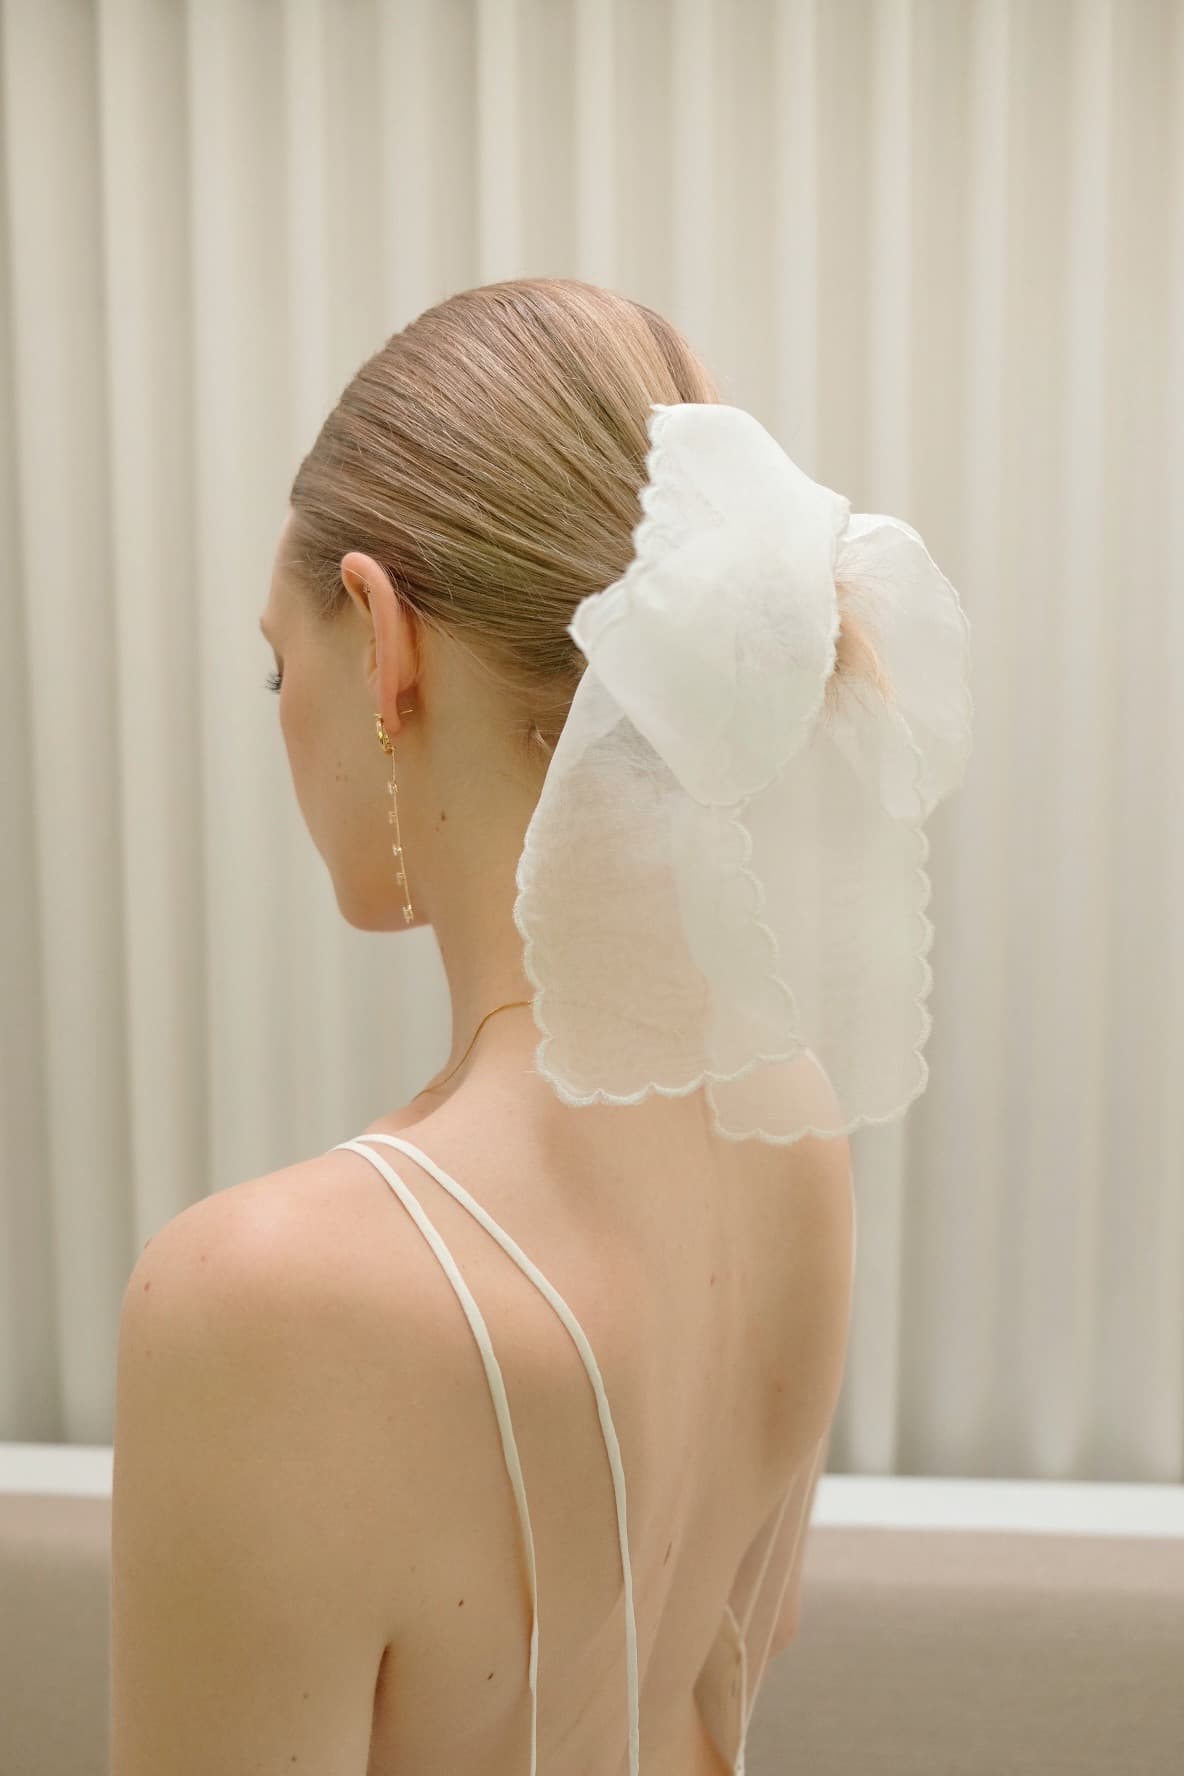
[512,401,974,1144]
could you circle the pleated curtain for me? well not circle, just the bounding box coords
[0,0,1180,1482]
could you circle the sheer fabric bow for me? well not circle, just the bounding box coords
[512,401,974,1144]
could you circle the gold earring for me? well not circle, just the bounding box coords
[374,707,415,925]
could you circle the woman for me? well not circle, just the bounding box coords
[110,277,970,1776]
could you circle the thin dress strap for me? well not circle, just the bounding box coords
[331,1133,642,1776]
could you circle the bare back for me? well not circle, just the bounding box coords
[289,1070,855,1776]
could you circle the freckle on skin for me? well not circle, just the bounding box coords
[143,1281,151,1290]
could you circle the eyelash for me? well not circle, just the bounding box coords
[264,669,283,694]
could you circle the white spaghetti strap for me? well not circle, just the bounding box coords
[332,1133,642,1776]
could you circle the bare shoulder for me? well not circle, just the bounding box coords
[779,1125,855,1266]
[118,1145,400,1424]
[757,1124,856,1456]
[127,1153,363,1312]
[768,1060,856,1283]
[135,1133,452,1337]
[122,1148,452,1645]
[123,1132,457,1416]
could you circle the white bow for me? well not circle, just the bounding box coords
[513,400,974,1145]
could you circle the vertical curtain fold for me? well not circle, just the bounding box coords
[0,0,1178,1481]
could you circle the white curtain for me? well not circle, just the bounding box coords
[0,0,1180,1481]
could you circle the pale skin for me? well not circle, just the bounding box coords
[258,507,546,1084]
[110,510,855,1776]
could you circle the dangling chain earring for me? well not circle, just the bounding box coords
[374,707,416,925]
[373,703,533,1087]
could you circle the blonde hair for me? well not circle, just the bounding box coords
[287,276,888,757]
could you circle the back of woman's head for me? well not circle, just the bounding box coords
[287,277,721,758]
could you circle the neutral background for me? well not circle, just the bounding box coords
[0,0,1180,1486]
